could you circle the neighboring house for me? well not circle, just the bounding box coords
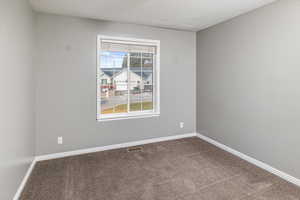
[133,71,153,91]
[144,73,153,91]
[99,72,112,94]
[100,72,111,85]
[143,73,152,84]
[113,69,142,92]
[100,68,153,93]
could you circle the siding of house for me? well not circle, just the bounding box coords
[113,70,142,91]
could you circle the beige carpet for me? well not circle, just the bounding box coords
[21,137,300,200]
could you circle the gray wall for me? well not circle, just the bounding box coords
[0,0,35,199]
[197,0,300,179]
[35,13,196,155]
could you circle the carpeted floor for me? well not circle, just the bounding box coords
[20,137,300,200]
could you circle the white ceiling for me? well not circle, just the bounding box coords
[29,0,277,31]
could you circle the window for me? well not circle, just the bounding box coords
[101,79,107,84]
[97,36,160,121]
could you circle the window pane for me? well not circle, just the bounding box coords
[100,51,128,114]
[142,53,154,111]
[129,53,142,112]
[97,38,159,120]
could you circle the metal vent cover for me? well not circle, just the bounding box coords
[127,146,143,152]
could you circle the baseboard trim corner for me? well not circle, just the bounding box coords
[36,132,197,162]
[196,132,300,187]
[13,158,37,200]
[14,132,300,199]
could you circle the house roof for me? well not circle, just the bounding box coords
[133,72,152,80]
[101,68,122,77]
[101,68,152,80]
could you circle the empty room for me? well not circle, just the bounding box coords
[2,0,300,199]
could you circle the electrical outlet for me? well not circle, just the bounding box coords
[57,136,63,144]
[180,122,184,129]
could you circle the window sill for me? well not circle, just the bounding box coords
[97,113,160,122]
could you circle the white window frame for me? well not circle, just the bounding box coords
[97,35,160,121]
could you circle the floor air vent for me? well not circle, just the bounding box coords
[127,146,143,152]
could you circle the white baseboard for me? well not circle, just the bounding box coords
[36,132,197,161]
[13,132,300,199]
[196,132,300,187]
[13,158,37,200]
[13,133,196,199]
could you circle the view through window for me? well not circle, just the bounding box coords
[97,36,160,120]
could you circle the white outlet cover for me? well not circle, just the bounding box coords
[180,122,184,128]
[58,137,63,144]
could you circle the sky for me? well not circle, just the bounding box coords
[100,51,126,69]
[100,51,154,69]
